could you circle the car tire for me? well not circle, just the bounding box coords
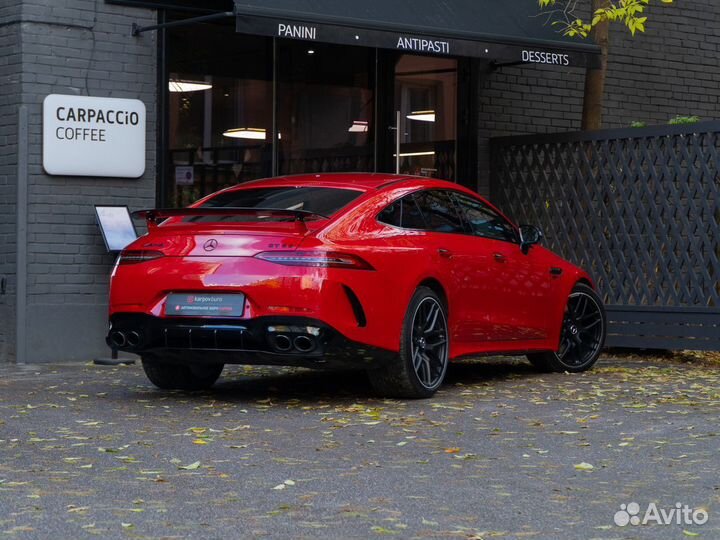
[527,283,606,373]
[141,358,224,390]
[367,286,449,399]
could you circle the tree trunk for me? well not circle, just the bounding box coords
[581,0,610,130]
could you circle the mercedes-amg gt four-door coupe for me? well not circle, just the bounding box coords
[107,173,606,398]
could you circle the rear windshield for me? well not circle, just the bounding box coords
[188,187,363,223]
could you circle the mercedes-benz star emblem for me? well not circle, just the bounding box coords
[203,239,218,251]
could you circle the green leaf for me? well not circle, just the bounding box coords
[178,461,201,470]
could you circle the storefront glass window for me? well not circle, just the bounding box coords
[163,21,463,208]
[167,23,272,207]
[276,42,375,175]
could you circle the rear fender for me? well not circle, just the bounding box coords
[548,269,597,349]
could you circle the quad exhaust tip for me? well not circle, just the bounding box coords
[110,331,127,348]
[273,334,293,352]
[110,330,143,348]
[126,331,142,347]
[267,327,319,353]
[294,335,315,353]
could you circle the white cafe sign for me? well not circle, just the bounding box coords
[43,94,146,178]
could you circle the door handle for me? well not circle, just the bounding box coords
[493,253,506,263]
[550,267,563,276]
[438,248,453,259]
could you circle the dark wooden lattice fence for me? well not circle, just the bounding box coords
[490,122,720,350]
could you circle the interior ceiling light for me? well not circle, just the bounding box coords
[223,128,267,140]
[168,79,212,93]
[406,110,436,122]
[348,120,369,133]
[393,151,436,158]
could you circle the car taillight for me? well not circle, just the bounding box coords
[255,251,374,270]
[118,250,165,265]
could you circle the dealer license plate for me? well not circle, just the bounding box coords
[165,293,246,318]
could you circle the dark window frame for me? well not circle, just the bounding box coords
[156,17,479,207]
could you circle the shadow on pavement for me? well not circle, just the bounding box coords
[125,356,541,403]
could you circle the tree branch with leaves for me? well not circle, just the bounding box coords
[537,0,674,129]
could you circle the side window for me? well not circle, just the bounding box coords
[401,193,428,229]
[452,192,518,243]
[414,190,466,234]
[377,193,428,229]
[377,199,402,227]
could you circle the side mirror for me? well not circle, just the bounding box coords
[519,224,543,254]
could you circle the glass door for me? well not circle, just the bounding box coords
[392,55,457,181]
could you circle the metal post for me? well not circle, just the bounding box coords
[395,110,401,174]
[272,37,278,177]
[16,106,28,364]
[131,12,235,36]
[373,49,378,173]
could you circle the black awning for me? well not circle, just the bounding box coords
[234,0,600,68]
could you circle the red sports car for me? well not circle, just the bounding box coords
[107,173,606,398]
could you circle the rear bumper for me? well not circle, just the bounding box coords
[109,256,406,355]
[107,313,394,369]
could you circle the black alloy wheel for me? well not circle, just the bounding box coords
[410,296,449,389]
[368,286,449,398]
[528,283,606,373]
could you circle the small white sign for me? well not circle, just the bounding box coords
[94,206,138,252]
[43,94,146,178]
[175,165,195,186]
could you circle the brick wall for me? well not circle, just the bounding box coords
[14,0,157,362]
[0,2,23,362]
[478,0,720,196]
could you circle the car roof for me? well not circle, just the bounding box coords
[220,173,469,193]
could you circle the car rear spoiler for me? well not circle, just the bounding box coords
[131,207,328,231]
